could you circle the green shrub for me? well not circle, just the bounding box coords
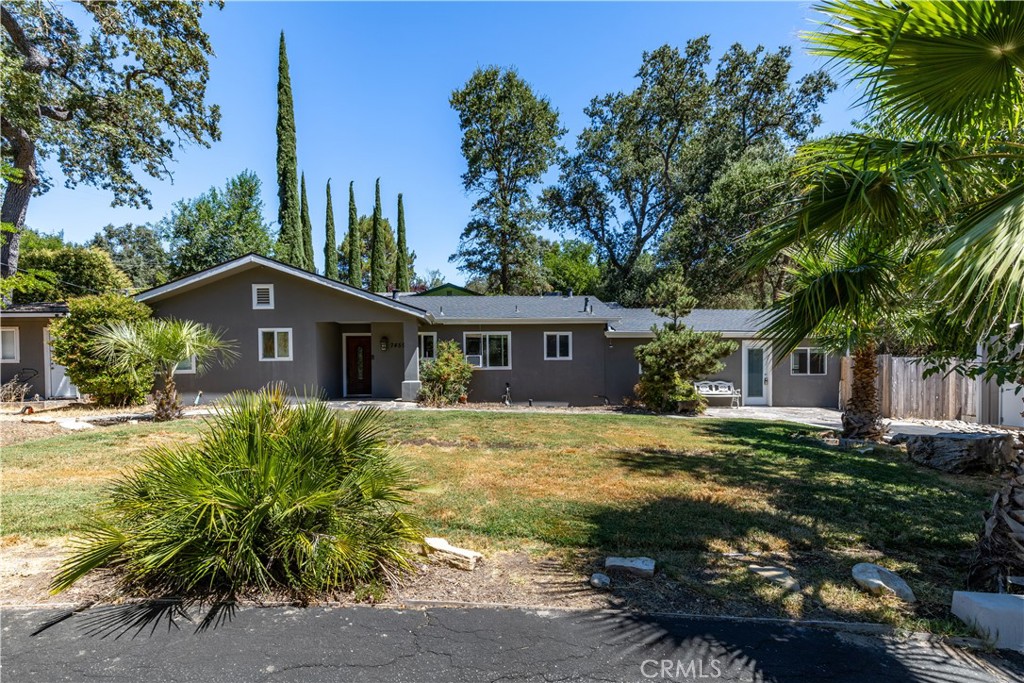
[634,373,706,414]
[633,271,736,414]
[419,339,474,406]
[49,294,154,406]
[51,386,424,598]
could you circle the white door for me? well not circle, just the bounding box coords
[1000,383,1024,427]
[741,341,772,406]
[43,328,78,399]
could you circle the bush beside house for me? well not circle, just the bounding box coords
[419,340,474,406]
[634,273,737,413]
[49,294,154,406]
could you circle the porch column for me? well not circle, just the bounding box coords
[401,320,421,401]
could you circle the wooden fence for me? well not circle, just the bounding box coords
[839,355,978,422]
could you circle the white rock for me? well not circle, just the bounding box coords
[589,572,611,589]
[604,556,656,578]
[952,592,1024,652]
[748,565,801,593]
[423,537,482,571]
[57,419,94,431]
[852,563,916,603]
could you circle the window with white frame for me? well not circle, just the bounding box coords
[790,347,827,375]
[544,332,572,360]
[259,328,292,361]
[252,284,275,310]
[418,332,437,360]
[0,327,18,362]
[463,332,511,369]
[174,355,197,374]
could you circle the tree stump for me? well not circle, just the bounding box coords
[905,433,1015,474]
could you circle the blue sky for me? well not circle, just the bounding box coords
[30,1,862,282]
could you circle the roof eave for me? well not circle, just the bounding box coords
[135,254,431,321]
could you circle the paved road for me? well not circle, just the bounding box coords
[3,606,1021,682]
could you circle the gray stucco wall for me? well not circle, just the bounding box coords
[771,345,841,408]
[599,334,840,408]
[422,323,610,406]
[148,265,419,400]
[0,318,48,398]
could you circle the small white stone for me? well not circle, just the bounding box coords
[423,537,483,570]
[748,565,801,593]
[604,556,656,578]
[852,563,916,603]
[57,419,94,431]
[589,572,611,589]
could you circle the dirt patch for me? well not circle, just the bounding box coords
[0,416,66,446]
[0,538,757,617]
[0,537,113,606]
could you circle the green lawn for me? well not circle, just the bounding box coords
[1,410,995,630]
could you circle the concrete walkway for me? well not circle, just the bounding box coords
[3,606,1021,683]
[701,406,1002,437]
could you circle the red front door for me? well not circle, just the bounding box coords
[345,335,372,396]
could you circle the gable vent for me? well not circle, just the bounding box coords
[252,284,275,309]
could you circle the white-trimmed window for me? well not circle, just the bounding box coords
[252,284,275,310]
[544,332,572,360]
[418,332,437,360]
[0,327,18,362]
[259,328,293,361]
[791,347,827,375]
[463,332,511,370]
[174,355,197,374]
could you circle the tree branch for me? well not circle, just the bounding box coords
[1,6,52,73]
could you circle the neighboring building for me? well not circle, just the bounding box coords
[133,254,845,407]
[0,303,78,400]
[416,282,481,297]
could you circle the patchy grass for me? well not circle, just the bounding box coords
[0,410,996,631]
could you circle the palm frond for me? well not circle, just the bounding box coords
[807,1,1024,139]
[935,184,1024,334]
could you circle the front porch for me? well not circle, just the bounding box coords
[316,319,421,401]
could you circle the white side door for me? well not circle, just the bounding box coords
[741,341,772,406]
[43,328,78,399]
[1000,383,1024,427]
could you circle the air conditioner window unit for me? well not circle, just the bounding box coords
[465,354,483,367]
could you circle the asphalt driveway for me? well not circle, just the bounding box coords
[3,605,1020,682]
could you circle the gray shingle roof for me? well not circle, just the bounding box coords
[607,305,766,334]
[0,302,70,317]
[396,294,618,321]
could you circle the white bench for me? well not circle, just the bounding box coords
[695,381,741,408]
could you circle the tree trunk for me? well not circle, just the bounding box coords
[842,342,883,440]
[153,373,183,422]
[1,119,38,278]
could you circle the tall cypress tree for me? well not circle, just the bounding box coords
[324,179,338,280]
[299,172,315,272]
[369,178,387,292]
[274,32,302,266]
[394,193,410,291]
[347,181,361,287]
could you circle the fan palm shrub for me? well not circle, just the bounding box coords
[50,386,424,598]
[91,318,237,421]
[752,0,1024,435]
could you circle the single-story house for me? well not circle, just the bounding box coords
[0,302,78,400]
[3,253,1019,425]
[130,253,843,408]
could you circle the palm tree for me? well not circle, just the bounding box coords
[753,1,1024,435]
[92,318,237,421]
